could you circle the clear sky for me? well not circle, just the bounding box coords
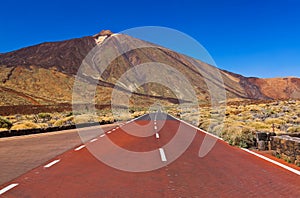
[1,0,300,78]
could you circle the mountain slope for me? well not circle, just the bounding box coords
[0,37,96,75]
[0,30,299,113]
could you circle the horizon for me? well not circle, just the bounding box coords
[1,0,300,78]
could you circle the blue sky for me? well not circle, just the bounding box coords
[1,0,300,78]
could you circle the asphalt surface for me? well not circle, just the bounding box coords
[1,113,299,197]
[0,123,118,185]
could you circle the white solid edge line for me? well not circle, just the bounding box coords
[130,114,146,123]
[90,138,98,143]
[156,133,160,139]
[242,148,300,176]
[124,114,148,125]
[149,113,299,176]
[44,159,60,168]
[0,183,19,195]
[168,114,223,141]
[159,148,167,162]
[100,134,105,138]
[74,145,85,151]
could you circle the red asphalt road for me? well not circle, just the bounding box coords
[1,114,300,197]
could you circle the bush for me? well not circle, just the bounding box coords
[38,113,52,119]
[265,118,285,125]
[98,116,114,124]
[65,112,73,117]
[54,116,74,126]
[198,119,219,131]
[220,126,255,148]
[248,121,270,130]
[37,113,52,123]
[74,114,98,124]
[287,126,300,133]
[0,117,12,129]
[11,121,40,130]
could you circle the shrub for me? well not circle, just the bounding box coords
[65,112,73,117]
[283,156,292,164]
[54,116,74,126]
[131,111,145,118]
[0,117,12,129]
[114,114,130,121]
[98,116,114,124]
[265,118,285,125]
[287,126,300,133]
[38,113,52,123]
[248,121,270,130]
[220,126,255,148]
[38,113,51,119]
[11,121,39,130]
[210,124,224,136]
[38,123,49,128]
[198,119,219,131]
[74,114,98,124]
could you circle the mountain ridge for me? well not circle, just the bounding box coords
[0,30,299,112]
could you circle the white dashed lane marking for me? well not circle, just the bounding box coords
[90,138,98,143]
[0,183,19,195]
[107,131,112,134]
[74,145,85,151]
[156,133,160,139]
[100,134,105,138]
[154,126,157,130]
[44,159,60,168]
[159,148,167,162]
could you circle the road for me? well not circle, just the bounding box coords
[1,113,299,197]
[0,123,118,185]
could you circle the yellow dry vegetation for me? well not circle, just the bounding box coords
[11,121,40,130]
[53,116,74,127]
